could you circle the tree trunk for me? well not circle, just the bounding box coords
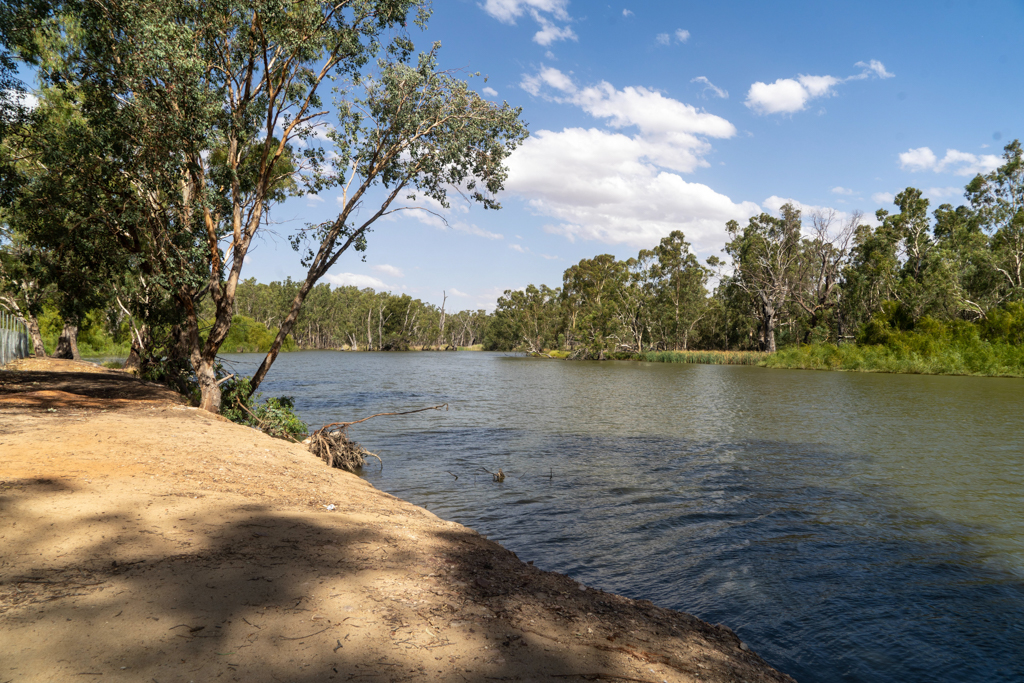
[54,323,81,360]
[196,357,221,412]
[122,325,150,375]
[26,315,45,357]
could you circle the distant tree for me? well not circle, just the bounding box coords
[790,209,858,343]
[724,204,803,352]
[644,230,708,350]
[562,254,626,359]
[966,139,1024,299]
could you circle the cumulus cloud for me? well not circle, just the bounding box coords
[509,69,755,249]
[898,147,1002,176]
[831,187,855,195]
[372,264,404,278]
[520,67,735,173]
[675,29,690,42]
[622,8,633,17]
[482,86,499,97]
[509,244,527,253]
[305,193,325,206]
[480,0,576,46]
[448,288,470,297]
[746,60,893,115]
[324,272,392,290]
[506,128,760,249]
[691,76,728,99]
[872,191,895,205]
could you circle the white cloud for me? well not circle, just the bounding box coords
[509,70,752,250]
[520,65,576,96]
[324,272,391,290]
[449,288,470,297]
[305,193,325,206]
[372,264,404,278]
[655,29,689,45]
[831,186,855,195]
[763,196,879,228]
[622,8,633,17]
[872,191,895,205]
[453,223,504,240]
[506,127,761,250]
[898,147,938,171]
[898,147,1002,176]
[925,187,963,201]
[691,76,728,99]
[480,0,576,46]
[520,67,735,173]
[482,86,499,97]
[852,60,895,80]
[387,194,504,240]
[4,90,38,110]
[481,0,569,23]
[510,243,528,253]
[746,60,893,115]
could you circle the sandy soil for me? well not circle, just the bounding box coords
[0,358,795,683]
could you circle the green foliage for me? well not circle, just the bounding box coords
[214,315,297,354]
[38,306,130,357]
[220,376,308,441]
[766,310,1024,377]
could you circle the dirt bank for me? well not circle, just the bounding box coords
[0,358,795,683]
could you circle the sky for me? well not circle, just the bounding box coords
[205,1,1024,310]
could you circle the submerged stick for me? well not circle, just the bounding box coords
[318,403,448,433]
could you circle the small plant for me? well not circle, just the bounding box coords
[220,376,308,441]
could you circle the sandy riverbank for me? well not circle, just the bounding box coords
[0,358,795,683]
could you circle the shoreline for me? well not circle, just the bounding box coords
[0,358,794,682]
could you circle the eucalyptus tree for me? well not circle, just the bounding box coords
[723,204,803,352]
[488,284,560,353]
[966,139,1024,300]
[12,0,525,411]
[561,254,626,359]
[644,230,708,350]
[790,209,858,342]
[249,45,527,389]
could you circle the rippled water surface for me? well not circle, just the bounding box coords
[224,351,1024,683]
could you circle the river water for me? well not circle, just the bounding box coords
[223,351,1024,683]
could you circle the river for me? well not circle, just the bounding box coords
[223,350,1024,683]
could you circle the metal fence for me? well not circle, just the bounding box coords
[0,311,31,366]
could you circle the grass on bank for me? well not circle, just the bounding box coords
[636,350,768,365]
[765,340,1024,377]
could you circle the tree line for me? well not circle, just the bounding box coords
[226,278,490,351]
[486,140,1024,358]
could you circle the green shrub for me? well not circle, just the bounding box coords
[220,376,308,441]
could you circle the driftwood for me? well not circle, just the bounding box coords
[309,404,448,473]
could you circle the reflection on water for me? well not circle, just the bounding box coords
[224,351,1024,683]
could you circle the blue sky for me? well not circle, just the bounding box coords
[215,1,1023,309]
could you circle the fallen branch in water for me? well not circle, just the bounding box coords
[309,404,447,473]
[317,403,448,433]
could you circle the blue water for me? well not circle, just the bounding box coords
[223,351,1024,683]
